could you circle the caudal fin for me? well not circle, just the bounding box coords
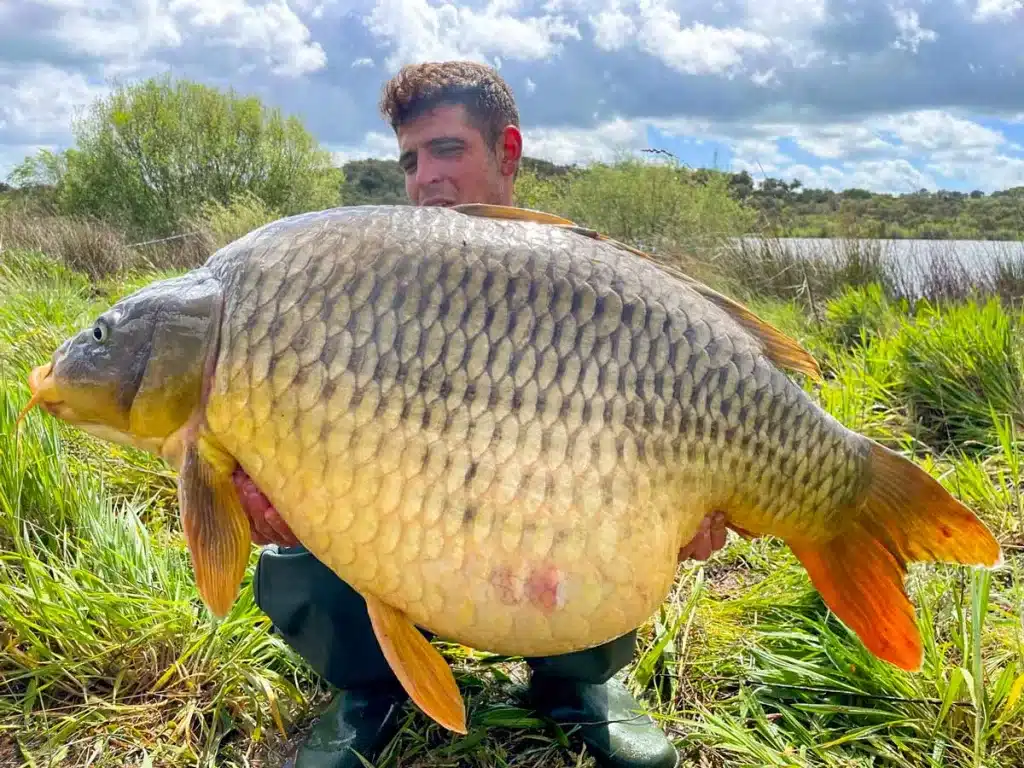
[789,442,1002,671]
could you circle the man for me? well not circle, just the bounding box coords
[235,60,728,768]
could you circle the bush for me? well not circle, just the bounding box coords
[514,155,755,252]
[190,190,282,250]
[11,75,343,239]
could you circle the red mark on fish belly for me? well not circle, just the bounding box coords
[490,566,522,606]
[489,562,564,614]
[525,563,562,615]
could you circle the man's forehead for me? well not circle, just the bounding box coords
[397,104,477,144]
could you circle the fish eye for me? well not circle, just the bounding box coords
[92,320,109,343]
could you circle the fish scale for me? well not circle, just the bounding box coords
[201,206,856,655]
[20,203,1001,734]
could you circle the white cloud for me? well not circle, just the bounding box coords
[730,137,791,173]
[972,0,1023,21]
[926,151,1024,190]
[523,116,646,165]
[172,0,327,76]
[765,162,846,189]
[41,0,326,78]
[744,0,827,34]
[590,7,634,50]
[640,18,772,77]
[328,130,398,165]
[52,3,181,60]
[877,110,1006,152]
[841,158,938,193]
[790,123,896,159]
[891,7,937,53]
[0,65,108,142]
[364,0,581,70]
[590,0,823,75]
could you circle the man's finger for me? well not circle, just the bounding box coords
[678,516,710,562]
[250,508,278,545]
[709,511,727,552]
[677,541,694,561]
[249,515,272,546]
[265,506,300,547]
[690,529,712,561]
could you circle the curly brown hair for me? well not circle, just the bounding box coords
[379,60,520,148]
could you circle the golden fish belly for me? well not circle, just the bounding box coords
[212,388,697,655]
[202,205,863,655]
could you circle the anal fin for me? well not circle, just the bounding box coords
[179,430,252,618]
[364,594,467,734]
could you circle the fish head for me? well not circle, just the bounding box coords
[17,270,222,458]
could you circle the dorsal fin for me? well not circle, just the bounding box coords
[453,202,578,226]
[453,203,822,381]
[678,277,822,381]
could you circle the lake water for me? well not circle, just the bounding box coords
[732,236,1024,297]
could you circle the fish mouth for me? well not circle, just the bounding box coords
[14,362,65,429]
[422,198,455,207]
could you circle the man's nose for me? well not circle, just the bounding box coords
[415,154,443,186]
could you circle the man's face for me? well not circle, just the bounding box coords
[396,103,520,207]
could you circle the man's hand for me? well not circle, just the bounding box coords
[678,511,727,562]
[233,467,300,547]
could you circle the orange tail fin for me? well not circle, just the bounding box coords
[789,442,1002,671]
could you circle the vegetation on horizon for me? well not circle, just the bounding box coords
[343,156,1024,241]
[6,76,1024,244]
[0,74,1022,768]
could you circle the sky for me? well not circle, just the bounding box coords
[2,0,1024,194]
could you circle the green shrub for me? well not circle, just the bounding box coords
[824,283,906,349]
[191,190,282,250]
[11,75,342,239]
[895,298,1024,452]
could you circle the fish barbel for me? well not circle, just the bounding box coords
[17,203,1002,734]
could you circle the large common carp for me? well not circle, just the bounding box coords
[17,203,1002,734]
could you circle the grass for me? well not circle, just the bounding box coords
[1,220,1023,768]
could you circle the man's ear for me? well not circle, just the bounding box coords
[499,125,523,177]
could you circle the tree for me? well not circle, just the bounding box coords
[28,75,344,237]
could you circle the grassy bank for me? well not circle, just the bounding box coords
[1,209,1023,768]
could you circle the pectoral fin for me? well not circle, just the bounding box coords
[179,431,251,618]
[364,594,467,734]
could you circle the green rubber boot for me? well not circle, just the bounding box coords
[284,684,407,768]
[253,544,413,768]
[525,635,678,768]
[526,675,678,768]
